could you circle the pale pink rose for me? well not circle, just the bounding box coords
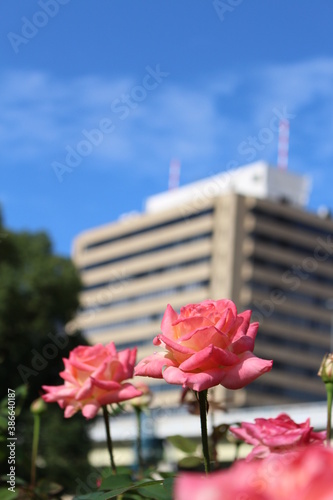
[42,343,142,419]
[135,300,272,391]
[174,445,333,500]
[230,413,326,461]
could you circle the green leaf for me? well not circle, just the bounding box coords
[123,494,143,500]
[74,492,116,500]
[162,477,174,494]
[36,479,63,495]
[0,416,8,430]
[136,484,170,500]
[75,479,165,500]
[178,456,203,469]
[158,472,176,478]
[0,488,19,500]
[13,384,29,400]
[167,434,197,454]
[0,476,26,486]
[99,473,133,490]
[137,477,174,500]
[108,403,125,417]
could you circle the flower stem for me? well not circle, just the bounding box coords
[134,407,144,476]
[102,406,117,474]
[198,390,210,474]
[30,413,40,488]
[326,382,333,445]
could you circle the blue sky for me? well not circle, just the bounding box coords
[1,1,333,256]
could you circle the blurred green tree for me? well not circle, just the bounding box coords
[0,210,93,493]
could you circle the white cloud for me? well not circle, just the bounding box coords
[1,57,333,176]
[262,58,333,106]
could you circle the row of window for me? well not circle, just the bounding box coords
[249,206,333,259]
[246,382,323,403]
[251,205,333,239]
[84,208,214,251]
[82,256,211,292]
[81,232,212,272]
[83,312,163,336]
[82,279,210,336]
[255,333,328,356]
[81,280,209,313]
[248,274,333,303]
[249,296,332,330]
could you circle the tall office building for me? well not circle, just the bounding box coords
[70,162,333,409]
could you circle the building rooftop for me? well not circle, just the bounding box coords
[145,162,311,213]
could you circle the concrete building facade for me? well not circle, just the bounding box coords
[70,162,332,409]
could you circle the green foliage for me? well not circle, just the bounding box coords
[0,228,82,399]
[0,214,92,492]
[177,456,202,469]
[167,435,197,454]
[0,385,27,470]
[167,434,205,471]
[74,470,175,500]
[0,487,18,499]
[16,406,93,491]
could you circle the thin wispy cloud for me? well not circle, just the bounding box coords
[1,57,333,179]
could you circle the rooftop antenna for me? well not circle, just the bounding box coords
[277,119,289,170]
[168,158,181,190]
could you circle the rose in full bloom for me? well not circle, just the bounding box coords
[174,445,333,500]
[42,342,142,419]
[135,299,272,391]
[230,413,326,461]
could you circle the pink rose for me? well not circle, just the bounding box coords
[174,445,333,500]
[230,413,326,460]
[42,342,142,419]
[135,300,272,391]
